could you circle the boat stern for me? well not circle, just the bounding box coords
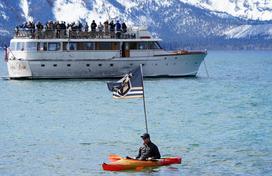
[7,60,32,79]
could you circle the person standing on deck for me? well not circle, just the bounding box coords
[104,20,109,33]
[109,20,115,32]
[122,22,127,33]
[98,22,104,38]
[91,20,97,32]
[84,22,89,32]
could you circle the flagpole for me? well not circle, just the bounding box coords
[140,64,148,133]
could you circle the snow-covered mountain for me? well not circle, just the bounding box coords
[52,0,272,22]
[181,0,272,21]
[0,0,272,49]
[223,24,272,39]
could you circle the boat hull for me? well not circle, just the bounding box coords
[7,53,206,79]
[102,157,182,171]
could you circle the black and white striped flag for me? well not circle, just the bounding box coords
[107,66,144,99]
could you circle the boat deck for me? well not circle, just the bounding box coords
[15,29,137,40]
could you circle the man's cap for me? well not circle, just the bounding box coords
[141,133,150,139]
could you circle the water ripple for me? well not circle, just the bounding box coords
[0,51,272,175]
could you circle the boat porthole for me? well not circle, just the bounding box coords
[41,64,45,67]
[164,57,167,60]
[53,64,57,67]
[142,64,145,66]
[130,63,133,66]
[155,63,158,66]
[98,64,102,67]
[86,64,90,67]
[110,64,114,67]
[175,57,178,60]
[67,64,71,67]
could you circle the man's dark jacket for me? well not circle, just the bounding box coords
[136,141,161,160]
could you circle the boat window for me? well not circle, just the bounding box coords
[96,42,111,50]
[37,42,47,51]
[10,42,16,51]
[150,42,162,49]
[25,42,37,51]
[48,42,60,51]
[63,42,95,51]
[138,42,149,50]
[63,42,77,51]
[77,42,94,50]
[156,42,162,49]
[129,42,162,50]
[69,42,77,50]
[112,42,120,50]
[95,42,119,50]
[16,42,25,51]
[129,42,138,50]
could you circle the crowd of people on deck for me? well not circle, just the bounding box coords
[15,20,128,38]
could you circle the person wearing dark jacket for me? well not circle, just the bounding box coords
[109,20,115,32]
[84,22,89,32]
[104,20,109,33]
[136,133,161,160]
[116,20,121,32]
[91,20,97,32]
[122,22,127,33]
[109,20,115,38]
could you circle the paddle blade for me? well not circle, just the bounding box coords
[109,154,122,162]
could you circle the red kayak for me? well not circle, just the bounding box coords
[102,154,182,171]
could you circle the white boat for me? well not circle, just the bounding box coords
[5,26,207,79]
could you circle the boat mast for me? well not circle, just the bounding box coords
[140,64,148,133]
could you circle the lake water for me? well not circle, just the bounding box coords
[0,50,271,176]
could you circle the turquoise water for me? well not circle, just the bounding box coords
[0,50,272,176]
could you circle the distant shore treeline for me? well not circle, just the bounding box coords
[161,37,272,50]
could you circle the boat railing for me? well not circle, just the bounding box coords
[14,29,137,39]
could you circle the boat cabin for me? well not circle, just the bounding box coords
[11,27,163,58]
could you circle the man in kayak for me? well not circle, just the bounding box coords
[135,133,161,160]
